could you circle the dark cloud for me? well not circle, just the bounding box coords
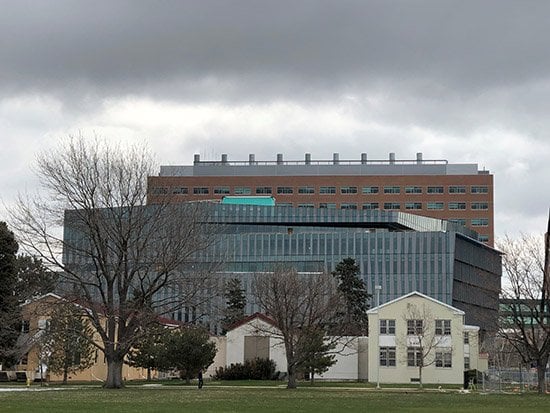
[2,1,550,101]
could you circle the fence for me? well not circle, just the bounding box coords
[481,368,550,392]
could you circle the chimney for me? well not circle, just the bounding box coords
[221,154,228,164]
[333,153,339,165]
[193,154,200,165]
[249,154,255,165]
[416,152,423,164]
[361,153,367,164]
[305,153,311,165]
[277,153,283,165]
[389,152,396,164]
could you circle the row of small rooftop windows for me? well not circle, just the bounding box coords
[275,202,489,212]
[151,185,489,196]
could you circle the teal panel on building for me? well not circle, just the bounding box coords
[221,196,276,206]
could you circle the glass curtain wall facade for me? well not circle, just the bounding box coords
[200,204,501,332]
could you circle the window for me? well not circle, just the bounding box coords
[449,218,466,226]
[320,186,336,194]
[278,203,293,208]
[471,202,488,210]
[449,202,466,210]
[471,218,489,227]
[235,186,251,195]
[405,186,422,194]
[427,186,444,194]
[152,187,168,195]
[435,351,452,368]
[341,186,358,194]
[340,203,357,210]
[407,319,423,335]
[405,202,422,210]
[379,347,396,367]
[298,203,314,208]
[298,186,315,194]
[38,319,48,331]
[193,187,209,195]
[256,186,272,194]
[384,186,400,194]
[435,320,451,335]
[449,186,466,194]
[479,235,489,243]
[471,185,488,194]
[277,186,293,194]
[464,356,470,370]
[407,347,422,367]
[427,202,444,210]
[362,186,379,194]
[384,202,400,210]
[21,320,30,333]
[214,186,230,194]
[463,332,470,344]
[379,319,395,335]
[319,203,336,209]
[172,187,188,195]
[362,203,379,210]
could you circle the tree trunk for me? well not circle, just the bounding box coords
[147,367,151,381]
[418,366,423,389]
[105,358,124,388]
[62,368,68,385]
[537,364,546,394]
[287,365,297,389]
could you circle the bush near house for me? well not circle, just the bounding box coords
[214,358,277,380]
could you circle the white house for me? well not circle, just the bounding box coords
[221,313,368,380]
[367,291,486,385]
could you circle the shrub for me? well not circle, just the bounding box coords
[214,358,277,380]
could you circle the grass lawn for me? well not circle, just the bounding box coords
[0,384,548,413]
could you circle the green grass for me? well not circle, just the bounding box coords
[0,384,548,413]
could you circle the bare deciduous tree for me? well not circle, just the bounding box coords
[497,231,550,394]
[399,303,450,389]
[9,137,218,388]
[252,267,346,389]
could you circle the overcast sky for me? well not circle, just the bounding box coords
[1,0,549,239]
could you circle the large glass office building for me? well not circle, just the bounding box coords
[62,202,501,334]
[201,203,501,333]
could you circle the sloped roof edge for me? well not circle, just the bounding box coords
[367,290,465,315]
[226,312,278,331]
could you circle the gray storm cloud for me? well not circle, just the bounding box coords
[1,0,550,100]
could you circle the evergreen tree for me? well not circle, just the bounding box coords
[127,325,171,381]
[0,221,20,367]
[15,255,58,303]
[296,327,336,383]
[332,257,371,335]
[42,304,95,384]
[222,278,246,332]
[164,326,216,384]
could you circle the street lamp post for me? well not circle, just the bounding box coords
[375,285,382,389]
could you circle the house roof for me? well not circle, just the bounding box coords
[20,292,64,307]
[226,312,278,331]
[366,291,465,315]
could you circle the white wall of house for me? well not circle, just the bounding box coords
[225,317,287,373]
[317,337,368,380]
[205,336,227,378]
